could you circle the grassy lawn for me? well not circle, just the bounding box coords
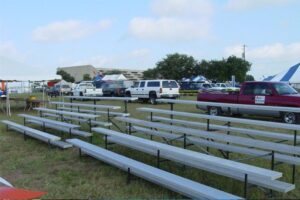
[0,94,299,199]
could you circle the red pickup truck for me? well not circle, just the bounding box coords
[197,81,300,123]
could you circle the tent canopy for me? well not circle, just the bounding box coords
[263,63,300,83]
[54,80,71,86]
[102,74,127,81]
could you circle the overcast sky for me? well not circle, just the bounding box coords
[1,0,300,80]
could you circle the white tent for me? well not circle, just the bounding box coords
[102,74,127,81]
[54,79,71,86]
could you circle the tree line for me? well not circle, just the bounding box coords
[143,53,254,82]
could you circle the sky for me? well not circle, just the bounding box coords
[0,0,300,80]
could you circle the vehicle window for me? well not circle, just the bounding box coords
[203,84,212,88]
[162,81,178,88]
[62,85,70,88]
[253,84,271,95]
[243,83,271,95]
[133,82,139,88]
[273,83,298,95]
[147,81,160,87]
[242,84,255,95]
[140,81,145,88]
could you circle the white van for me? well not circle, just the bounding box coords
[125,80,180,104]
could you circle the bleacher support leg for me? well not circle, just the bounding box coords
[244,174,248,198]
[89,119,92,132]
[271,151,275,170]
[157,150,160,168]
[105,135,108,149]
[292,130,297,184]
[128,123,132,135]
[23,131,27,141]
[124,101,128,113]
[127,168,131,184]
[107,108,110,123]
[206,119,210,131]
[183,134,187,149]
[47,140,51,149]
[226,122,231,159]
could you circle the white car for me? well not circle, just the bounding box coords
[125,80,180,104]
[72,81,103,97]
[211,83,240,91]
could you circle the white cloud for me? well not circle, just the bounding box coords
[0,41,28,62]
[226,0,296,11]
[129,0,213,42]
[64,48,152,69]
[151,0,213,17]
[129,48,150,58]
[129,17,210,41]
[32,19,112,42]
[224,43,300,79]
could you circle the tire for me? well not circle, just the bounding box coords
[125,91,131,97]
[208,106,220,116]
[149,92,157,105]
[282,112,297,124]
[79,92,83,96]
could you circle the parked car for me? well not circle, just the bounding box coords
[72,81,103,97]
[102,81,133,97]
[46,87,59,97]
[125,80,180,104]
[211,83,240,92]
[53,84,72,95]
[197,81,300,123]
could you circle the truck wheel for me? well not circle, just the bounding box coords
[282,112,297,124]
[208,107,220,116]
[149,93,157,105]
[125,91,131,97]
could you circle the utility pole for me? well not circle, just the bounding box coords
[242,44,246,60]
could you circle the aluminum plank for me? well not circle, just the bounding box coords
[151,116,297,141]
[156,99,300,114]
[92,127,282,180]
[117,117,300,155]
[34,108,99,119]
[67,138,241,199]
[64,96,138,101]
[50,101,120,109]
[132,126,300,166]
[18,114,80,129]
[137,107,300,131]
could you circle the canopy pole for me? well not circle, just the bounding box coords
[6,85,11,117]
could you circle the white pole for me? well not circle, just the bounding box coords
[6,83,11,117]
[42,81,45,107]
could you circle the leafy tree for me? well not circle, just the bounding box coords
[83,74,91,81]
[245,74,255,81]
[143,68,159,79]
[56,70,75,83]
[154,53,198,80]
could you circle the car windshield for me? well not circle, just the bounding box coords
[273,83,298,95]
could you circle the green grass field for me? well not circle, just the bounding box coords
[0,94,299,199]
